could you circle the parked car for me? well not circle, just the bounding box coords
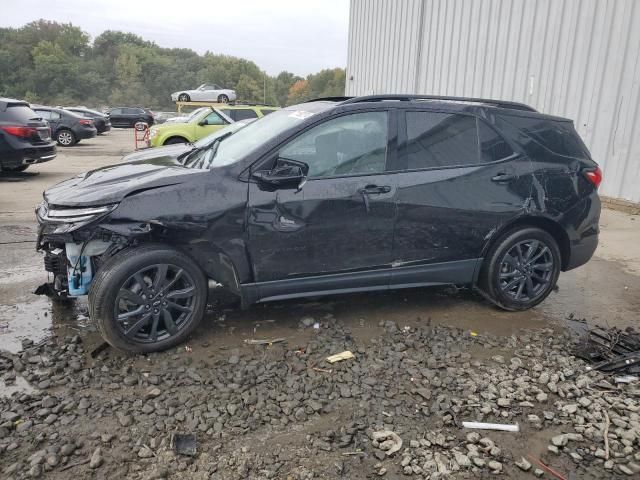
[36,94,601,353]
[171,84,237,104]
[0,98,56,172]
[152,112,178,124]
[32,106,97,147]
[148,105,277,147]
[65,107,111,134]
[107,107,155,128]
[123,119,255,162]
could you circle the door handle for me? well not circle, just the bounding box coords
[359,185,391,194]
[491,173,516,183]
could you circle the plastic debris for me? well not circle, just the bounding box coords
[313,322,320,329]
[615,375,639,383]
[462,421,520,432]
[326,351,355,363]
[170,433,197,456]
[243,338,285,345]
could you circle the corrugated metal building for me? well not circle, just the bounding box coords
[346,0,640,205]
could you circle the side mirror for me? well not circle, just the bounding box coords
[252,160,308,190]
[198,119,207,126]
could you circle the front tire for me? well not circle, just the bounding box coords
[217,94,229,103]
[479,227,561,311]
[4,165,29,172]
[163,137,188,145]
[56,129,76,146]
[89,245,207,353]
[178,93,190,102]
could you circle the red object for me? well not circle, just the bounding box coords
[0,125,37,138]
[79,119,93,126]
[527,455,568,480]
[134,122,150,150]
[583,166,602,189]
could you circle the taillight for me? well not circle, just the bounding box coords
[583,166,603,189]
[0,125,37,138]
[79,119,93,126]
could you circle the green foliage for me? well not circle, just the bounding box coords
[0,20,345,109]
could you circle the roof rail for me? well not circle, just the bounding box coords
[306,96,353,103]
[340,94,536,112]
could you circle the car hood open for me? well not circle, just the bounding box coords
[44,156,204,207]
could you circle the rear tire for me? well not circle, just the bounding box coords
[217,94,229,103]
[56,129,76,146]
[89,245,207,353]
[479,227,561,311]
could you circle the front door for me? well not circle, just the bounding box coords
[247,110,396,299]
[195,110,227,139]
[388,109,535,286]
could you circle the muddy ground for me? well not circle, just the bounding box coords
[0,130,639,479]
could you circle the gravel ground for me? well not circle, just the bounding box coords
[1,315,638,479]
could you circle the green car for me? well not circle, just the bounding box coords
[148,105,278,147]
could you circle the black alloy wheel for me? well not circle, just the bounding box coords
[89,245,207,353]
[115,264,196,344]
[498,240,554,302]
[479,227,561,311]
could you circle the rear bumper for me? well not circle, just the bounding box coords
[565,232,598,271]
[76,128,97,140]
[1,144,57,169]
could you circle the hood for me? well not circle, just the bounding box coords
[44,155,204,207]
[122,144,192,163]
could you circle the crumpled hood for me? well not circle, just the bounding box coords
[44,156,204,207]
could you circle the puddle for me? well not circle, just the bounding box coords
[0,295,91,354]
[0,375,37,398]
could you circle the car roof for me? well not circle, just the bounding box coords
[216,105,277,110]
[0,97,30,111]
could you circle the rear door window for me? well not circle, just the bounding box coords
[35,110,52,120]
[401,111,480,170]
[478,121,515,162]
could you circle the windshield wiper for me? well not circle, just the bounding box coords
[176,144,198,164]
[202,131,234,169]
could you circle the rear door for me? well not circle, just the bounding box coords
[247,109,397,297]
[35,109,61,133]
[388,108,534,286]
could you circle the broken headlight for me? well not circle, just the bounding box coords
[37,202,118,224]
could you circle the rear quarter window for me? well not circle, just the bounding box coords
[2,105,40,123]
[232,109,259,121]
[498,114,589,158]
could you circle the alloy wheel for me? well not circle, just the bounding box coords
[178,94,189,102]
[58,131,73,146]
[114,263,197,343]
[498,240,554,302]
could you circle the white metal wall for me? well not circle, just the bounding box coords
[346,0,640,203]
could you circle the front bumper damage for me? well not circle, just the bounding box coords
[35,201,125,299]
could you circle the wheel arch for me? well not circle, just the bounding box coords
[481,216,571,272]
[162,135,190,145]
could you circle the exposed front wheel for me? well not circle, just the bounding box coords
[163,137,188,145]
[89,245,207,353]
[178,93,190,102]
[479,227,561,311]
[56,129,76,146]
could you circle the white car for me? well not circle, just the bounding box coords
[170,84,237,104]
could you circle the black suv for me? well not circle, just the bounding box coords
[36,95,601,353]
[107,107,154,128]
[0,98,56,172]
[32,106,97,146]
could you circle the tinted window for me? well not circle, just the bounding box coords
[403,111,479,169]
[478,120,514,162]
[232,109,258,121]
[280,111,388,178]
[260,109,277,116]
[3,105,40,123]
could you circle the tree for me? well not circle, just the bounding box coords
[0,20,345,110]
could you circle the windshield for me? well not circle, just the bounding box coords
[205,106,324,168]
[193,121,251,149]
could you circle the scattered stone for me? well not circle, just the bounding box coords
[89,447,102,469]
[516,457,532,471]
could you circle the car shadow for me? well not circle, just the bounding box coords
[0,171,40,182]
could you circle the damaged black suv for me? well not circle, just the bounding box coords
[37,95,601,353]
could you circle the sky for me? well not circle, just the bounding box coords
[1,0,350,76]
